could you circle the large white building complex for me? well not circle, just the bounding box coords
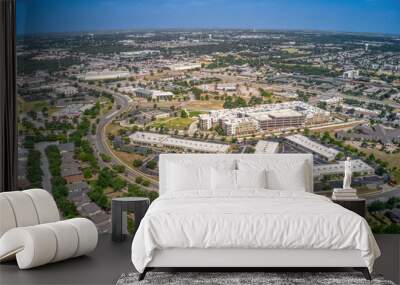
[129,132,229,153]
[80,70,131,81]
[120,50,160,58]
[55,86,78,96]
[199,101,330,135]
[119,87,174,100]
[133,88,174,100]
[168,63,202,71]
[314,159,374,177]
[342,69,360,79]
[285,134,339,161]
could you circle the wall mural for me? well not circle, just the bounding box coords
[16,0,400,235]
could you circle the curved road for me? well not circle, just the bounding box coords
[80,83,159,189]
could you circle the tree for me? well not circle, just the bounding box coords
[46,145,78,217]
[223,96,247,109]
[248,96,263,106]
[26,149,43,188]
[133,159,143,167]
[135,176,143,184]
[180,109,188,118]
[259,89,273,98]
[367,154,376,162]
[317,101,327,110]
[83,168,93,179]
[111,177,126,191]
[100,153,111,162]
[112,164,126,173]
[368,200,387,212]
[97,168,113,188]
[146,160,157,170]
[191,87,203,100]
[335,152,345,160]
[214,125,225,135]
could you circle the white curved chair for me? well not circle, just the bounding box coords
[0,189,98,269]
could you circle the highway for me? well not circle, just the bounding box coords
[340,94,400,109]
[77,82,159,190]
[365,187,400,203]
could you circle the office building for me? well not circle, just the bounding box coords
[285,134,339,161]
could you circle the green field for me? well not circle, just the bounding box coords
[18,98,59,114]
[150,117,195,130]
[188,110,206,117]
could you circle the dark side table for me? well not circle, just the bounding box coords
[332,198,366,218]
[112,197,150,242]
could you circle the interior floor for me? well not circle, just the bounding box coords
[0,234,133,285]
[0,234,398,285]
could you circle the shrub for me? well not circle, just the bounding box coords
[133,159,143,167]
[112,164,126,173]
[146,160,157,170]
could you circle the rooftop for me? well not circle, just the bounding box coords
[81,202,101,215]
[266,109,304,118]
[255,140,279,154]
[313,159,374,176]
[61,167,82,177]
[129,132,229,153]
[286,134,339,161]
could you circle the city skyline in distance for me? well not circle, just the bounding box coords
[17,0,400,35]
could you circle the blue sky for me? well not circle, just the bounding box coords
[17,0,400,35]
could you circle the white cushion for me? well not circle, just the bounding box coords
[167,162,212,192]
[65,218,98,257]
[212,168,237,191]
[42,221,79,262]
[0,226,57,269]
[236,169,267,189]
[1,192,39,227]
[0,196,17,237]
[24,189,60,224]
[238,159,308,191]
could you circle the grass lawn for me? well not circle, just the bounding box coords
[347,142,400,169]
[18,98,59,114]
[356,185,382,196]
[347,141,400,183]
[188,110,206,117]
[105,123,123,136]
[100,97,114,115]
[111,149,145,167]
[185,100,224,110]
[150,117,195,130]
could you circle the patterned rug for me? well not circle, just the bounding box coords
[116,271,395,285]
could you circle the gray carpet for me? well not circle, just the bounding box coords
[117,272,395,285]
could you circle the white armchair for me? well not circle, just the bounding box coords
[0,189,98,269]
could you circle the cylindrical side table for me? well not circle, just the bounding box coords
[112,197,150,242]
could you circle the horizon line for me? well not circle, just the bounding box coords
[17,27,400,38]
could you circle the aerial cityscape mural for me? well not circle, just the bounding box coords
[16,0,400,234]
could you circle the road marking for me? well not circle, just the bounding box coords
[106,110,119,120]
